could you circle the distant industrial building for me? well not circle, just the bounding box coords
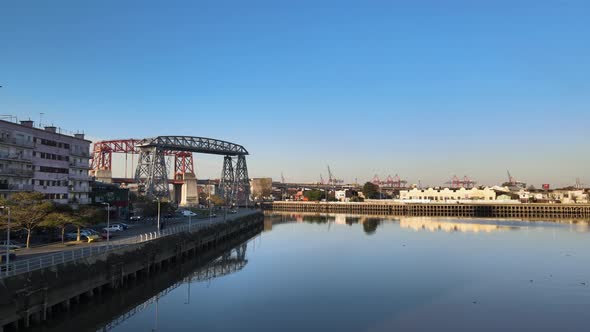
[0,119,91,204]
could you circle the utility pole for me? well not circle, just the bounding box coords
[101,203,110,247]
[0,206,11,277]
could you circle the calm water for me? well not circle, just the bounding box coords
[39,213,590,331]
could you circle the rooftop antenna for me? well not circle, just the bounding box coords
[39,113,45,127]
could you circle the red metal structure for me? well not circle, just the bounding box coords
[371,174,408,188]
[173,152,195,179]
[91,139,142,172]
[390,174,408,188]
[446,175,477,189]
[372,174,381,186]
[90,139,195,180]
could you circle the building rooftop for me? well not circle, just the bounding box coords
[0,117,91,143]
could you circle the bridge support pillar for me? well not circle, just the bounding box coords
[93,169,113,183]
[179,173,198,206]
[235,155,250,206]
[135,147,170,199]
[220,156,234,205]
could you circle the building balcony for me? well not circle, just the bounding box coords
[0,137,35,148]
[0,152,33,163]
[0,168,34,177]
[69,173,91,181]
[69,187,90,193]
[0,183,34,191]
[69,161,90,169]
[70,151,90,158]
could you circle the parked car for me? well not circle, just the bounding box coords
[181,210,197,217]
[103,225,124,232]
[82,229,101,236]
[112,223,129,230]
[229,209,238,214]
[65,229,99,241]
[0,240,25,250]
[130,215,142,221]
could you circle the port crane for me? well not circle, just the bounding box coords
[503,170,526,189]
[446,175,477,189]
[372,174,408,188]
[327,166,343,186]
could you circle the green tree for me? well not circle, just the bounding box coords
[142,200,176,217]
[209,195,225,206]
[362,218,381,235]
[350,195,364,202]
[304,190,323,201]
[71,206,103,241]
[362,182,380,199]
[42,211,75,243]
[0,192,54,248]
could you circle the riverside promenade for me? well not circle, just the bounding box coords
[262,201,590,219]
[0,210,263,331]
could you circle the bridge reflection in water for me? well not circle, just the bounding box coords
[26,234,256,332]
[102,243,249,332]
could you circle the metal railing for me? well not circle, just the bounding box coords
[0,219,216,278]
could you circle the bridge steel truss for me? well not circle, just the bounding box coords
[90,139,194,176]
[135,136,250,203]
[91,136,250,203]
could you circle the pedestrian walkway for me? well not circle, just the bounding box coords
[1,209,259,278]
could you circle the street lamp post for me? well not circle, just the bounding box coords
[101,202,110,247]
[156,197,161,235]
[0,206,11,276]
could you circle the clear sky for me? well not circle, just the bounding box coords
[1,0,588,187]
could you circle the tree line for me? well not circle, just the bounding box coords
[0,192,106,248]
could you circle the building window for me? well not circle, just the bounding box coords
[39,166,68,174]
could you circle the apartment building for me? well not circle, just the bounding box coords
[0,119,91,204]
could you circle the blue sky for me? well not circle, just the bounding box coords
[1,1,588,187]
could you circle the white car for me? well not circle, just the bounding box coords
[103,225,124,232]
[181,210,197,217]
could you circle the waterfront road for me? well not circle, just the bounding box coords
[12,208,259,260]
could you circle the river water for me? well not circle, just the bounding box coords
[36,213,590,331]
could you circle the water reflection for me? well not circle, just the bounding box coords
[399,217,511,233]
[32,214,590,332]
[104,243,250,332]
[27,231,259,332]
[264,211,590,234]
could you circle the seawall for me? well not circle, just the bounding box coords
[0,212,263,331]
[262,202,590,219]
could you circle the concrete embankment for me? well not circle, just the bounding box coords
[0,212,263,331]
[263,202,590,219]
